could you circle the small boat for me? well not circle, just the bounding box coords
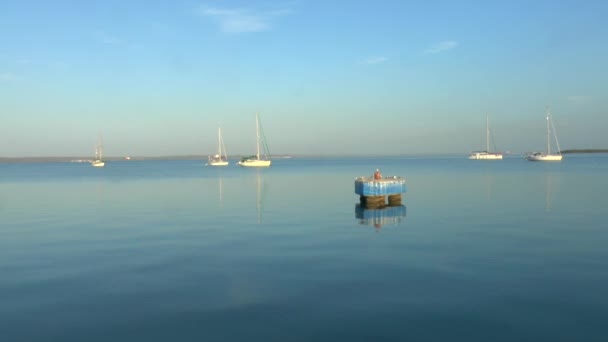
[207,127,229,166]
[238,113,271,167]
[91,133,105,167]
[526,107,563,162]
[469,115,503,160]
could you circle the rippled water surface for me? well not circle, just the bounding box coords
[1,155,607,341]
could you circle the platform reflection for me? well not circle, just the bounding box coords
[355,204,407,231]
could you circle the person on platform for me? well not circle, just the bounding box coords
[374,169,382,180]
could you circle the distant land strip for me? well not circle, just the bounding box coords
[561,149,608,154]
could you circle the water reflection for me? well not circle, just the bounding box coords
[484,172,495,200]
[218,175,223,208]
[255,170,267,224]
[545,173,553,211]
[355,204,407,232]
[95,180,104,199]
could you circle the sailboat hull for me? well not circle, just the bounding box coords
[208,160,229,166]
[91,160,105,167]
[238,159,271,167]
[526,154,562,161]
[468,152,503,160]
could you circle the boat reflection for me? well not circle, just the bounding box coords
[484,172,495,201]
[218,175,223,208]
[95,180,105,204]
[255,170,267,224]
[545,173,553,211]
[355,204,406,232]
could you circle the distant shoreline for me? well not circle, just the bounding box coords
[561,149,608,154]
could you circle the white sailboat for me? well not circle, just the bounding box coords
[526,107,563,162]
[207,127,229,166]
[238,112,271,167]
[469,115,503,160]
[91,133,105,167]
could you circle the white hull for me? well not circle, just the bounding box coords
[526,154,562,162]
[91,160,105,167]
[238,159,271,167]
[208,160,229,166]
[468,152,503,160]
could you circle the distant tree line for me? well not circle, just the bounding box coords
[561,149,608,154]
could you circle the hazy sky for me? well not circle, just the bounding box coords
[1,0,607,157]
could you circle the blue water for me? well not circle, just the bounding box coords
[1,155,607,341]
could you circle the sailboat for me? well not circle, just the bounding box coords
[469,115,503,160]
[91,133,105,167]
[526,107,563,162]
[207,127,229,166]
[238,113,272,167]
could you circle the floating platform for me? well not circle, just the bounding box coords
[354,176,407,196]
[355,175,406,208]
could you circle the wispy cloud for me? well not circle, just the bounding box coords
[567,95,591,103]
[359,56,388,65]
[93,31,143,49]
[0,72,20,81]
[12,59,69,71]
[95,31,125,45]
[424,40,459,54]
[196,5,292,33]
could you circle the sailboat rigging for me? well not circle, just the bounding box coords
[91,133,105,167]
[238,112,271,167]
[469,115,503,160]
[526,107,563,161]
[207,127,229,166]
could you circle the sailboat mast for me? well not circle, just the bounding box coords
[222,128,227,159]
[218,127,222,156]
[255,112,260,159]
[486,115,490,152]
[98,133,103,160]
[550,113,562,155]
[546,107,551,155]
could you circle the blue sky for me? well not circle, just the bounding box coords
[1,0,607,157]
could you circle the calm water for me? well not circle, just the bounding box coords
[1,155,608,341]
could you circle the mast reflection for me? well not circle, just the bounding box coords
[545,173,553,211]
[256,170,262,223]
[255,169,268,224]
[218,175,223,208]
